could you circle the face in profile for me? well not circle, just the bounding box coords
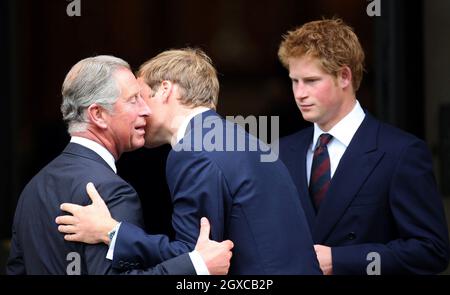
[137,77,168,148]
[103,68,150,156]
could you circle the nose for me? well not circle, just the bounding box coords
[138,96,151,116]
[293,82,307,100]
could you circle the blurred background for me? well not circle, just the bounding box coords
[0,0,449,274]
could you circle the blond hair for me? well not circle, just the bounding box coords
[138,48,219,108]
[278,18,365,92]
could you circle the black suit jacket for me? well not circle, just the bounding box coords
[7,142,195,275]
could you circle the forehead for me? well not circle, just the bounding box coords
[288,56,326,75]
[114,68,139,95]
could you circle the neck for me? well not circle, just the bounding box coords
[166,105,211,146]
[318,96,356,132]
[72,129,119,160]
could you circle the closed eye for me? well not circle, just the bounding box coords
[128,94,139,104]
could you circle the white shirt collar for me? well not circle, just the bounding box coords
[70,136,117,173]
[312,100,365,151]
[175,107,211,144]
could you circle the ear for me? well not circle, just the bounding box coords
[337,66,352,89]
[160,80,174,103]
[87,103,108,129]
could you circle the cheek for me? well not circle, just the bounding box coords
[145,99,156,109]
[143,100,152,110]
[146,114,157,127]
[314,84,334,103]
[145,119,159,135]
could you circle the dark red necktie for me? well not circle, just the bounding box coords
[309,133,333,210]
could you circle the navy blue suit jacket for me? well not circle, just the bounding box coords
[279,113,450,274]
[113,110,321,274]
[7,143,195,275]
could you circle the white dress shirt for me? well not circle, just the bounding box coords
[70,136,117,173]
[306,100,366,184]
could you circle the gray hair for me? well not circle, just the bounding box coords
[61,55,130,133]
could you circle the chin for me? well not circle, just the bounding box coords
[144,141,165,149]
[131,141,145,150]
[300,113,313,122]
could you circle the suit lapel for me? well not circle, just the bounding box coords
[289,128,317,229]
[312,114,385,243]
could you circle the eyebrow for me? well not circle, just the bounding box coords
[126,90,139,100]
[289,75,321,80]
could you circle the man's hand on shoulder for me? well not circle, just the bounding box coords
[55,182,118,244]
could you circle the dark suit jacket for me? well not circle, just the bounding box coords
[7,142,195,275]
[112,110,321,274]
[279,113,450,274]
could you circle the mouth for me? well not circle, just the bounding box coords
[135,125,146,136]
[299,104,314,109]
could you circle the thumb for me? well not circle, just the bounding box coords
[86,182,103,205]
[197,217,211,244]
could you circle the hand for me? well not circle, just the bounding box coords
[195,217,234,275]
[55,182,118,245]
[314,244,333,275]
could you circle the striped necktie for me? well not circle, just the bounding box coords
[309,133,333,210]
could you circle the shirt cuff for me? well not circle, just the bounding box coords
[188,250,210,275]
[106,222,121,260]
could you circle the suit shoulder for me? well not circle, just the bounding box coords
[167,148,216,171]
[377,120,426,148]
[54,153,137,202]
[280,127,313,147]
[69,155,124,179]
